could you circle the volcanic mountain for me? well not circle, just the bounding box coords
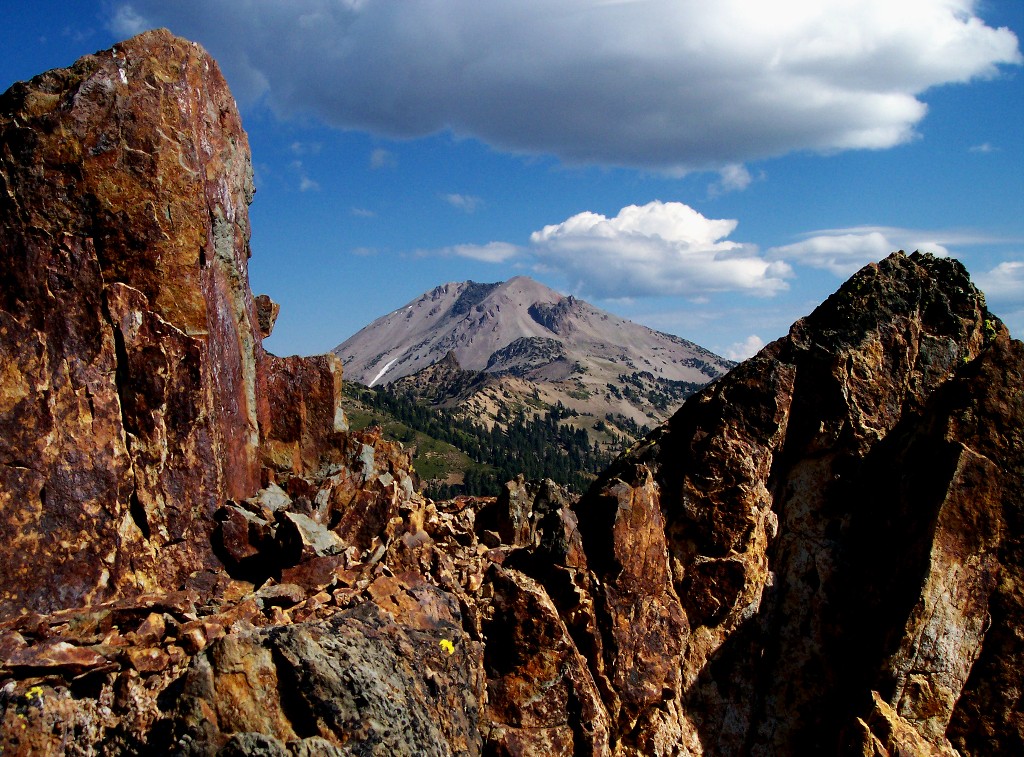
[2,32,1022,756]
[334,276,732,429]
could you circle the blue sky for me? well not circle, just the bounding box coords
[3,1,1022,360]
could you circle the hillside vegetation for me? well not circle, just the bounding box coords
[343,381,625,497]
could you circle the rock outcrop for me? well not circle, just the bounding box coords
[0,30,1021,757]
[570,251,1022,755]
[0,28,347,617]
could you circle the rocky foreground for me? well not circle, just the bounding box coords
[0,30,1021,756]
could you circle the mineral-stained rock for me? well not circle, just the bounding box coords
[254,294,281,339]
[571,251,1021,754]
[482,566,610,756]
[168,588,483,756]
[0,29,352,616]
[1,28,1021,757]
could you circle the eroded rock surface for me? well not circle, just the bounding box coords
[570,251,1022,755]
[0,28,345,616]
[0,31,1021,757]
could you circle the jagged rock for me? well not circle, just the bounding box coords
[571,251,1021,754]
[0,29,354,616]
[476,475,575,549]
[277,512,345,560]
[257,352,348,477]
[482,566,610,755]
[1,28,1021,757]
[254,294,281,339]
[169,590,483,755]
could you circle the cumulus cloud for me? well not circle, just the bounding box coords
[975,261,1024,306]
[709,164,755,197]
[443,193,484,213]
[529,201,791,298]
[289,160,320,192]
[768,227,954,276]
[109,0,1021,171]
[724,335,766,361]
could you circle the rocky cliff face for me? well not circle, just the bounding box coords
[0,32,1020,757]
[569,251,1022,754]
[0,29,346,617]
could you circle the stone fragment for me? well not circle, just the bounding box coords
[277,512,345,561]
[123,646,170,674]
[482,566,610,755]
[256,583,306,608]
[253,294,281,339]
[5,639,108,674]
[281,555,345,592]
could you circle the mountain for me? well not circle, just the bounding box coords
[1,31,1021,757]
[334,276,732,429]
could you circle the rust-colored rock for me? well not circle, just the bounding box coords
[0,29,259,613]
[482,566,610,755]
[571,251,1022,754]
[0,29,355,616]
[1,29,1021,757]
[254,294,280,338]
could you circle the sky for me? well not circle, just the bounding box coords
[2,1,1022,361]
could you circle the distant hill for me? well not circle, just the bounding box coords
[334,276,733,432]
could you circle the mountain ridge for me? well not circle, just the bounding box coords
[334,275,730,387]
[335,275,732,430]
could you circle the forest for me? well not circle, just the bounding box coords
[346,383,623,497]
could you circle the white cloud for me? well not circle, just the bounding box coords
[444,242,521,263]
[529,201,791,298]
[369,148,397,169]
[443,193,483,213]
[709,164,754,197]
[289,160,320,192]
[109,0,1021,172]
[350,207,376,218]
[768,227,952,276]
[975,261,1024,307]
[724,335,765,361]
[289,141,322,156]
[969,142,997,153]
[110,5,147,36]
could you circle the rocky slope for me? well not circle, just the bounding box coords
[334,277,732,430]
[0,31,1021,757]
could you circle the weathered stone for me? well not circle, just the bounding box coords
[123,645,170,674]
[571,251,1019,753]
[0,29,361,617]
[4,639,109,674]
[281,555,345,592]
[257,352,348,476]
[253,294,281,339]
[482,566,610,755]
[169,593,483,755]
[278,511,345,561]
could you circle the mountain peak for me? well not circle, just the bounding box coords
[335,276,727,380]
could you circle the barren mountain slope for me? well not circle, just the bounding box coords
[335,276,732,428]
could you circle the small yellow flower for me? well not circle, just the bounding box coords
[25,686,44,702]
[439,639,455,655]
